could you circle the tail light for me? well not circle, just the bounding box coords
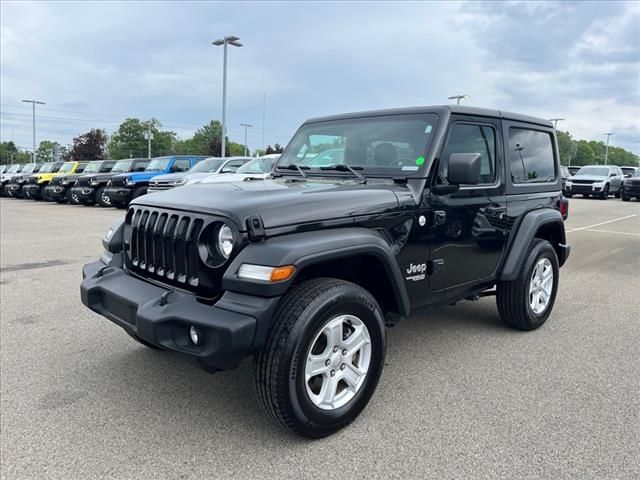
[559,197,569,220]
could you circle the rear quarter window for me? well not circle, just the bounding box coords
[508,128,556,184]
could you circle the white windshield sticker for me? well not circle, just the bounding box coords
[402,166,419,171]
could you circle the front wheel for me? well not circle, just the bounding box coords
[621,190,629,202]
[96,186,111,207]
[255,278,386,438]
[497,239,559,331]
[600,184,609,200]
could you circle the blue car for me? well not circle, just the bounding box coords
[104,155,207,208]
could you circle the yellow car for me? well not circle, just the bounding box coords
[24,161,82,201]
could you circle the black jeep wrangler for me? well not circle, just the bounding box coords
[81,106,570,437]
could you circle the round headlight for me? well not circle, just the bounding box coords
[217,224,234,259]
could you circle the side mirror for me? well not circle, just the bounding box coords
[448,153,481,185]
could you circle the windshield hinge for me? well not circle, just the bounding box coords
[246,215,266,242]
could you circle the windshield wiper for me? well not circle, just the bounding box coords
[319,164,366,183]
[277,164,310,178]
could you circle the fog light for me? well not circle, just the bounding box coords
[189,326,201,345]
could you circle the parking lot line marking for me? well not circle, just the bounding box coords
[566,214,637,233]
[579,229,640,237]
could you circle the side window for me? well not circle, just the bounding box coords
[508,128,556,183]
[221,160,246,173]
[133,160,149,172]
[440,123,496,184]
[101,162,115,173]
[173,159,191,172]
[75,164,87,173]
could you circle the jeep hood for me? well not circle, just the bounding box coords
[134,178,403,230]
[202,173,270,184]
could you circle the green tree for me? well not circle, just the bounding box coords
[176,120,246,157]
[107,118,176,159]
[69,129,107,161]
[573,141,594,166]
[35,140,61,162]
[0,141,19,163]
[556,131,577,166]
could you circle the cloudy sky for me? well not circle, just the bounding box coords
[1,0,638,155]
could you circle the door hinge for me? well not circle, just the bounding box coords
[433,210,446,226]
[246,215,266,241]
[427,258,445,275]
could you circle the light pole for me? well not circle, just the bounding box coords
[146,120,153,159]
[603,133,613,165]
[448,94,469,105]
[22,99,45,162]
[549,118,564,129]
[212,35,242,158]
[240,123,253,156]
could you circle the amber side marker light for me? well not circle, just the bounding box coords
[238,264,296,282]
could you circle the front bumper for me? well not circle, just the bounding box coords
[81,258,279,371]
[6,183,26,197]
[565,184,605,195]
[71,186,95,202]
[45,185,69,201]
[23,184,44,199]
[622,184,640,196]
[104,187,132,204]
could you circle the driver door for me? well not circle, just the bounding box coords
[428,116,507,294]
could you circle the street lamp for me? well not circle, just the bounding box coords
[448,94,469,105]
[240,123,253,156]
[212,35,242,158]
[549,118,564,129]
[603,133,613,165]
[22,99,45,162]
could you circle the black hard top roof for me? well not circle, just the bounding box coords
[304,105,553,128]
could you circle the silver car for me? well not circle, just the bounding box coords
[565,165,625,199]
[148,157,251,192]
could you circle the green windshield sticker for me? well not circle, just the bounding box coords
[415,156,425,166]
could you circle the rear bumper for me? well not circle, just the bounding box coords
[80,258,280,371]
[104,187,132,204]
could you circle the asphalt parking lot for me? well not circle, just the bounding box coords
[1,197,638,480]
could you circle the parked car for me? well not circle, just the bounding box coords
[560,165,570,195]
[148,157,251,193]
[82,105,570,437]
[621,166,639,178]
[5,163,43,197]
[47,160,116,204]
[621,168,640,201]
[23,161,79,201]
[0,164,8,175]
[1,164,25,196]
[105,155,208,208]
[564,165,625,199]
[73,158,150,207]
[200,156,279,185]
[567,166,581,176]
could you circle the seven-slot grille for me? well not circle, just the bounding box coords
[75,177,90,187]
[27,176,38,184]
[110,176,127,188]
[49,177,62,186]
[124,206,208,295]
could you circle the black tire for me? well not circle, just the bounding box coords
[66,188,80,205]
[621,191,629,202]
[96,186,110,207]
[564,192,572,198]
[497,239,559,331]
[255,278,386,438]
[131,186,147,201]
[38,185,48,201]
[600,184,609,200]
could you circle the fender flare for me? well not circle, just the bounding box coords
[500,209,567,281]
[222,227,411,316]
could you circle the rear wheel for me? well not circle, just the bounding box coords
[255,278,386,438]
[497,239,559,331]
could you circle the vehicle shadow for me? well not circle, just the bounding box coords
[90,298,508,441]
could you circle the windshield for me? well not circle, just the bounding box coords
[576,167,609,177]
[277,114,439,176]
[236,157,277,174]
[84,161,103,174]
[20,163,37,174]
[6,164,20,173]
[188,158,224,173]
[146,158,171,172]
[111,160,133,173]
[58,162,75,173]
[38,163,57,173]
